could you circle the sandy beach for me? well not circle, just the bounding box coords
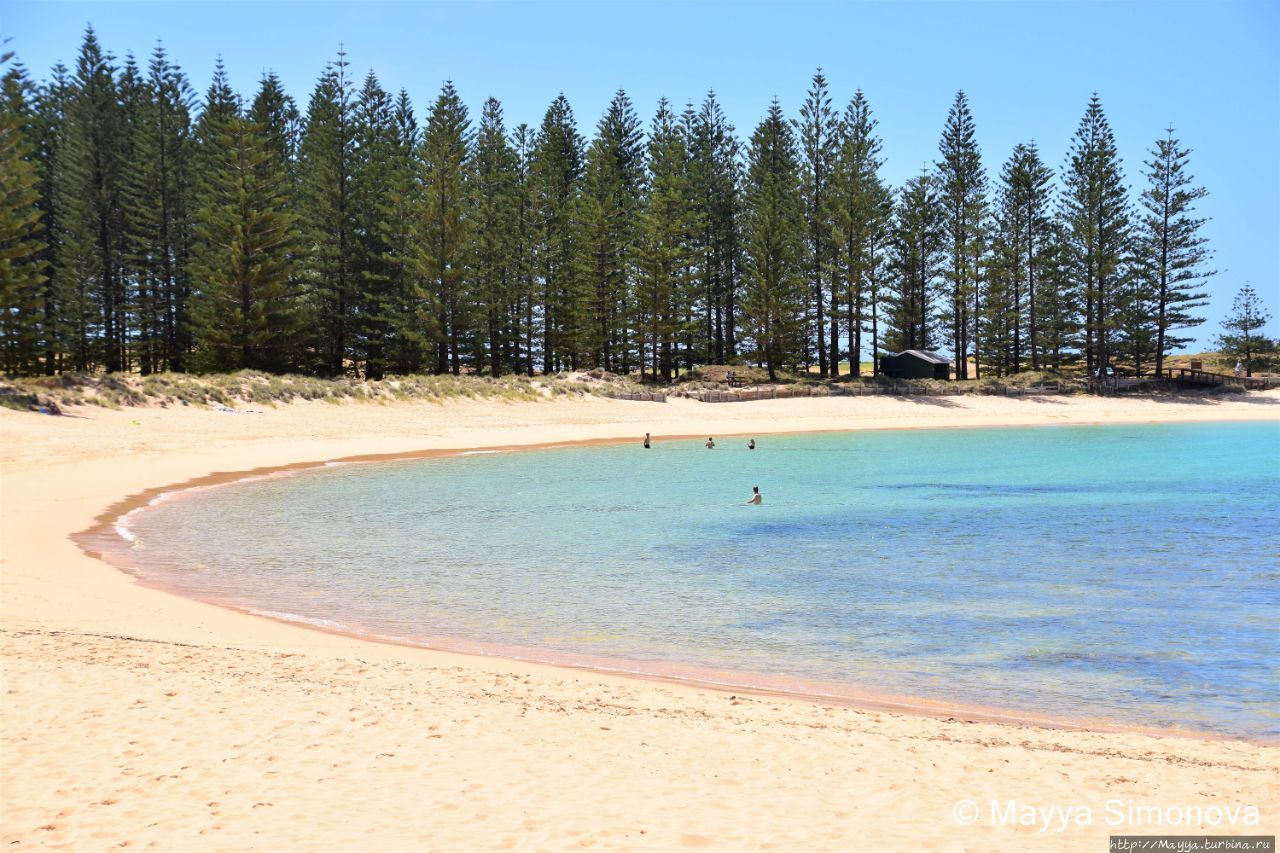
[2,391,1278,850]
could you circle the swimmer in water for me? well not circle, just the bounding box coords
[706,437,715,449]
[746,486,761,505]
[643,432,650,449]
[748,439,755,450]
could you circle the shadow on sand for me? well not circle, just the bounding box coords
[1129,391,1280,407]
[887,394,962,408]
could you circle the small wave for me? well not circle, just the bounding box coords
[113,490,178,546]
[245,608,354,633]
[459,450,502,456]
[113,519,137,543]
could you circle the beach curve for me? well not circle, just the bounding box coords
[3,392,1278,849]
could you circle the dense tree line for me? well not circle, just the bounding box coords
[0,30,1243,380]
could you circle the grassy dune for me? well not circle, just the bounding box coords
[3,352,1252,414]
[0,370,644,413]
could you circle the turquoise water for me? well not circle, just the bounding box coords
[122,422,1280,738]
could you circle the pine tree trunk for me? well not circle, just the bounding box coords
[1155,204,1170,378]
[918,269,928,351]
[1028,234,1038,370]
[829,309,839,378]
[714,275,725,364]
[725,266,737,359]
[543,292,552,374]
[848,289,859,378]
[814,263,826,377]
[450,297,460,376]
[525,295,534,377]
[870,280,879,377]
[972,266,981,380]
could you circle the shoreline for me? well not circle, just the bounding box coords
[5,391,1279,849]
[76,419,1279,748]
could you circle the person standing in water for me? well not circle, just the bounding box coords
[643,433,651,449]
[747,439,755,450]
[706,437,715,449]
[746,486,761,505]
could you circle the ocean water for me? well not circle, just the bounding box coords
[121,421,1280,738]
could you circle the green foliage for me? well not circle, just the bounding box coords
[298,51,358,376]
[0,51,49,375]
[471,96,520,376]
[687,92,743,366]
[531,94,583,373]
[378,90,431,376]
[1215,284,1275,376]
[248,72,299,166]
[982,143,1055,376]
[936,90,988,379]
[419,80,472,375]
[509,122,539,377]
[576,91,644,372]
[885,170,942,355]
[5,32,1248,393]
[830,89,891,374]
[1136,127,1213,376]
[1034,222,1082,371]
[741,99,806,381]
[1062,94,1132,375]
[350,72,398,379]
[637,97,693,381]
[795,69,838,376]
[188,116,300,373]
[123,44,195,375]
[55,27,128,373]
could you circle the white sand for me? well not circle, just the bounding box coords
[2,391,1277,850]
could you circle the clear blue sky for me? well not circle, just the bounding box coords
[4,0,1278,348]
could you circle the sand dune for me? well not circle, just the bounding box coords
[2,391,1278,850]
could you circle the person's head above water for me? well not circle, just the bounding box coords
[753,486,759,494]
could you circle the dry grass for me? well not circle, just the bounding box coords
[0,370,646,413]
[3,355,1254,415]
[1164,351,1237,373]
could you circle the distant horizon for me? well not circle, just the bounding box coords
[5,0,1278,348]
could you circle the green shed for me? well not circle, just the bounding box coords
[879,350,951,380]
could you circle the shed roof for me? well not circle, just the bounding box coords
[897,349,950,365]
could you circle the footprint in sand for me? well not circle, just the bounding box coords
[681,834,715,848]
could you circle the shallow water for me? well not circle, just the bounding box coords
[122,421,1280,738]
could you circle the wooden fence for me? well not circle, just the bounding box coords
[1162,368,1280,391]
[1089,369,1280,394]
[688,381,1068,403]
[606,390,668,402]
[608,373,1274,404]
